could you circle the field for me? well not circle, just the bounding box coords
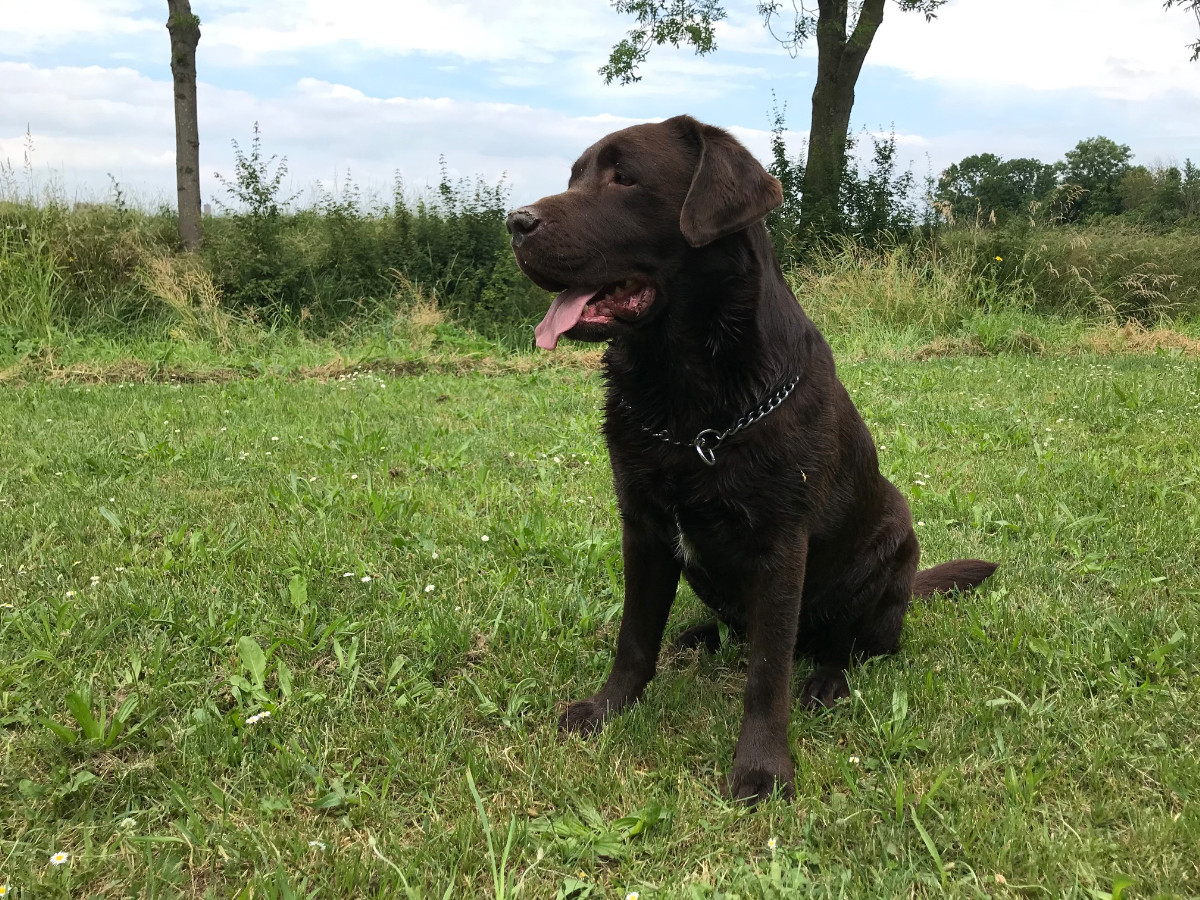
[2,334,1199,898]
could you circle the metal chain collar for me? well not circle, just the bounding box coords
[630,376,800,466]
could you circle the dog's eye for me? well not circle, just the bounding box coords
[612,169,635,187]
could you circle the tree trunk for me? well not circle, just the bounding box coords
[801,0,885,232]
[167,0,202,251]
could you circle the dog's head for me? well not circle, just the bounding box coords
[507,115,783,349]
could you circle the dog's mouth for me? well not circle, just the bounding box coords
[534,279,656,350]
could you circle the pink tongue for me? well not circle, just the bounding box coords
[534,286,599,350]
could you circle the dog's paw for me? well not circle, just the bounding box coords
[799,667,850,709]
[729,760,796,805]
[671,622,724,653]
[558,698,607,736]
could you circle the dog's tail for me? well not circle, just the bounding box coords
[913,559,998,599]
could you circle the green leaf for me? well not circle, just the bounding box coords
[38,716,78,745]
[277,659,293,698]
[910,806,944,882]
[66,691,103,741]
[98,506,124,531]
[288,574,307,609]
[237,636,268,686]
[313,791,344,809]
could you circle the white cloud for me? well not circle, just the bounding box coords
[0,62,653,205]
[869,0,1200,100]
[0,1,157,51]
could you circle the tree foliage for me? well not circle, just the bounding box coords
[935,153,1057,225]
[1060,136,1133,220]
[602,1,945,237]
[1163,0,1200,60]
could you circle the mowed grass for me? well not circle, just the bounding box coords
[1,350,1199,898]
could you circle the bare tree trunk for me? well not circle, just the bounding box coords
[167,0,202,251]
[802,0,885,232]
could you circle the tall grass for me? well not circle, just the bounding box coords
[941,221,1200,322]
[2,173,1198,351]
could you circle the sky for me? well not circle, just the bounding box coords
[1,0,1198,210]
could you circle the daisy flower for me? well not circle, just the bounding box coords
[50,851,70,865]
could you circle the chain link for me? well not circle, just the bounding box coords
[633,376,799,466]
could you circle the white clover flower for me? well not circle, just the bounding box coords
[50,851,70,865]
[119,817,137,829]
[349,474,359,480]
[425,584,435,593]
[361,575,372,583]
[431,551,439,559]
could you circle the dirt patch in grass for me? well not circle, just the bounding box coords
[0,348,606,385]
[914,335,988,359]
[1083,321,1200,356]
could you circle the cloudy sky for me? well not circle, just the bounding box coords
[1,0,1198,209]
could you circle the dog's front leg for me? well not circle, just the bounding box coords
[559,524,681,735]
[730,543,806,803]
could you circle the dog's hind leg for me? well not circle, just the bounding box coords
[671,567,747,652]
[797,523,920,709]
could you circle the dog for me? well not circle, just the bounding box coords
[506,115,997,803]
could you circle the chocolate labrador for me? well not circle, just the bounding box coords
[506,115,996,803]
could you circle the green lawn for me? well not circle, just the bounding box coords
[1,350,1198,898]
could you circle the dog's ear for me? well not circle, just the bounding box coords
[677,117,784,248]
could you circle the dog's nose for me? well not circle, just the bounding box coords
[506,207,541,245]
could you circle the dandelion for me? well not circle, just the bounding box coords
[361,575,372,583]
[50,851,70,866]
[425,584,435,593]
[994,255,1003,262]
[767,837,778,851]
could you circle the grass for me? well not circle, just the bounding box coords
[1,334,1199,898]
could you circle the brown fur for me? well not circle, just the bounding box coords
[507,115,997,804]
